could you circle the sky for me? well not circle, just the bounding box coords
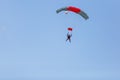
[0,0,120,80]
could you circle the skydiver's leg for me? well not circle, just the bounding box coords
[66,38,68,42]
[69,38,71,43]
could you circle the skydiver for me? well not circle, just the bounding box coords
[66,32,72,43]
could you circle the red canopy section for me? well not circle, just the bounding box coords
[67,6,81,13]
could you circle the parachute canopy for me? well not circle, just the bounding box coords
[68,27,73,31]
[56,6,89,20]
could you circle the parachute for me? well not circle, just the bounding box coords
[56,6,89,20]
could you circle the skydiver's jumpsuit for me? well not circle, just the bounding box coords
[66,33,72,43]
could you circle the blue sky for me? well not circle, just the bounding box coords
[0,0,120,80]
